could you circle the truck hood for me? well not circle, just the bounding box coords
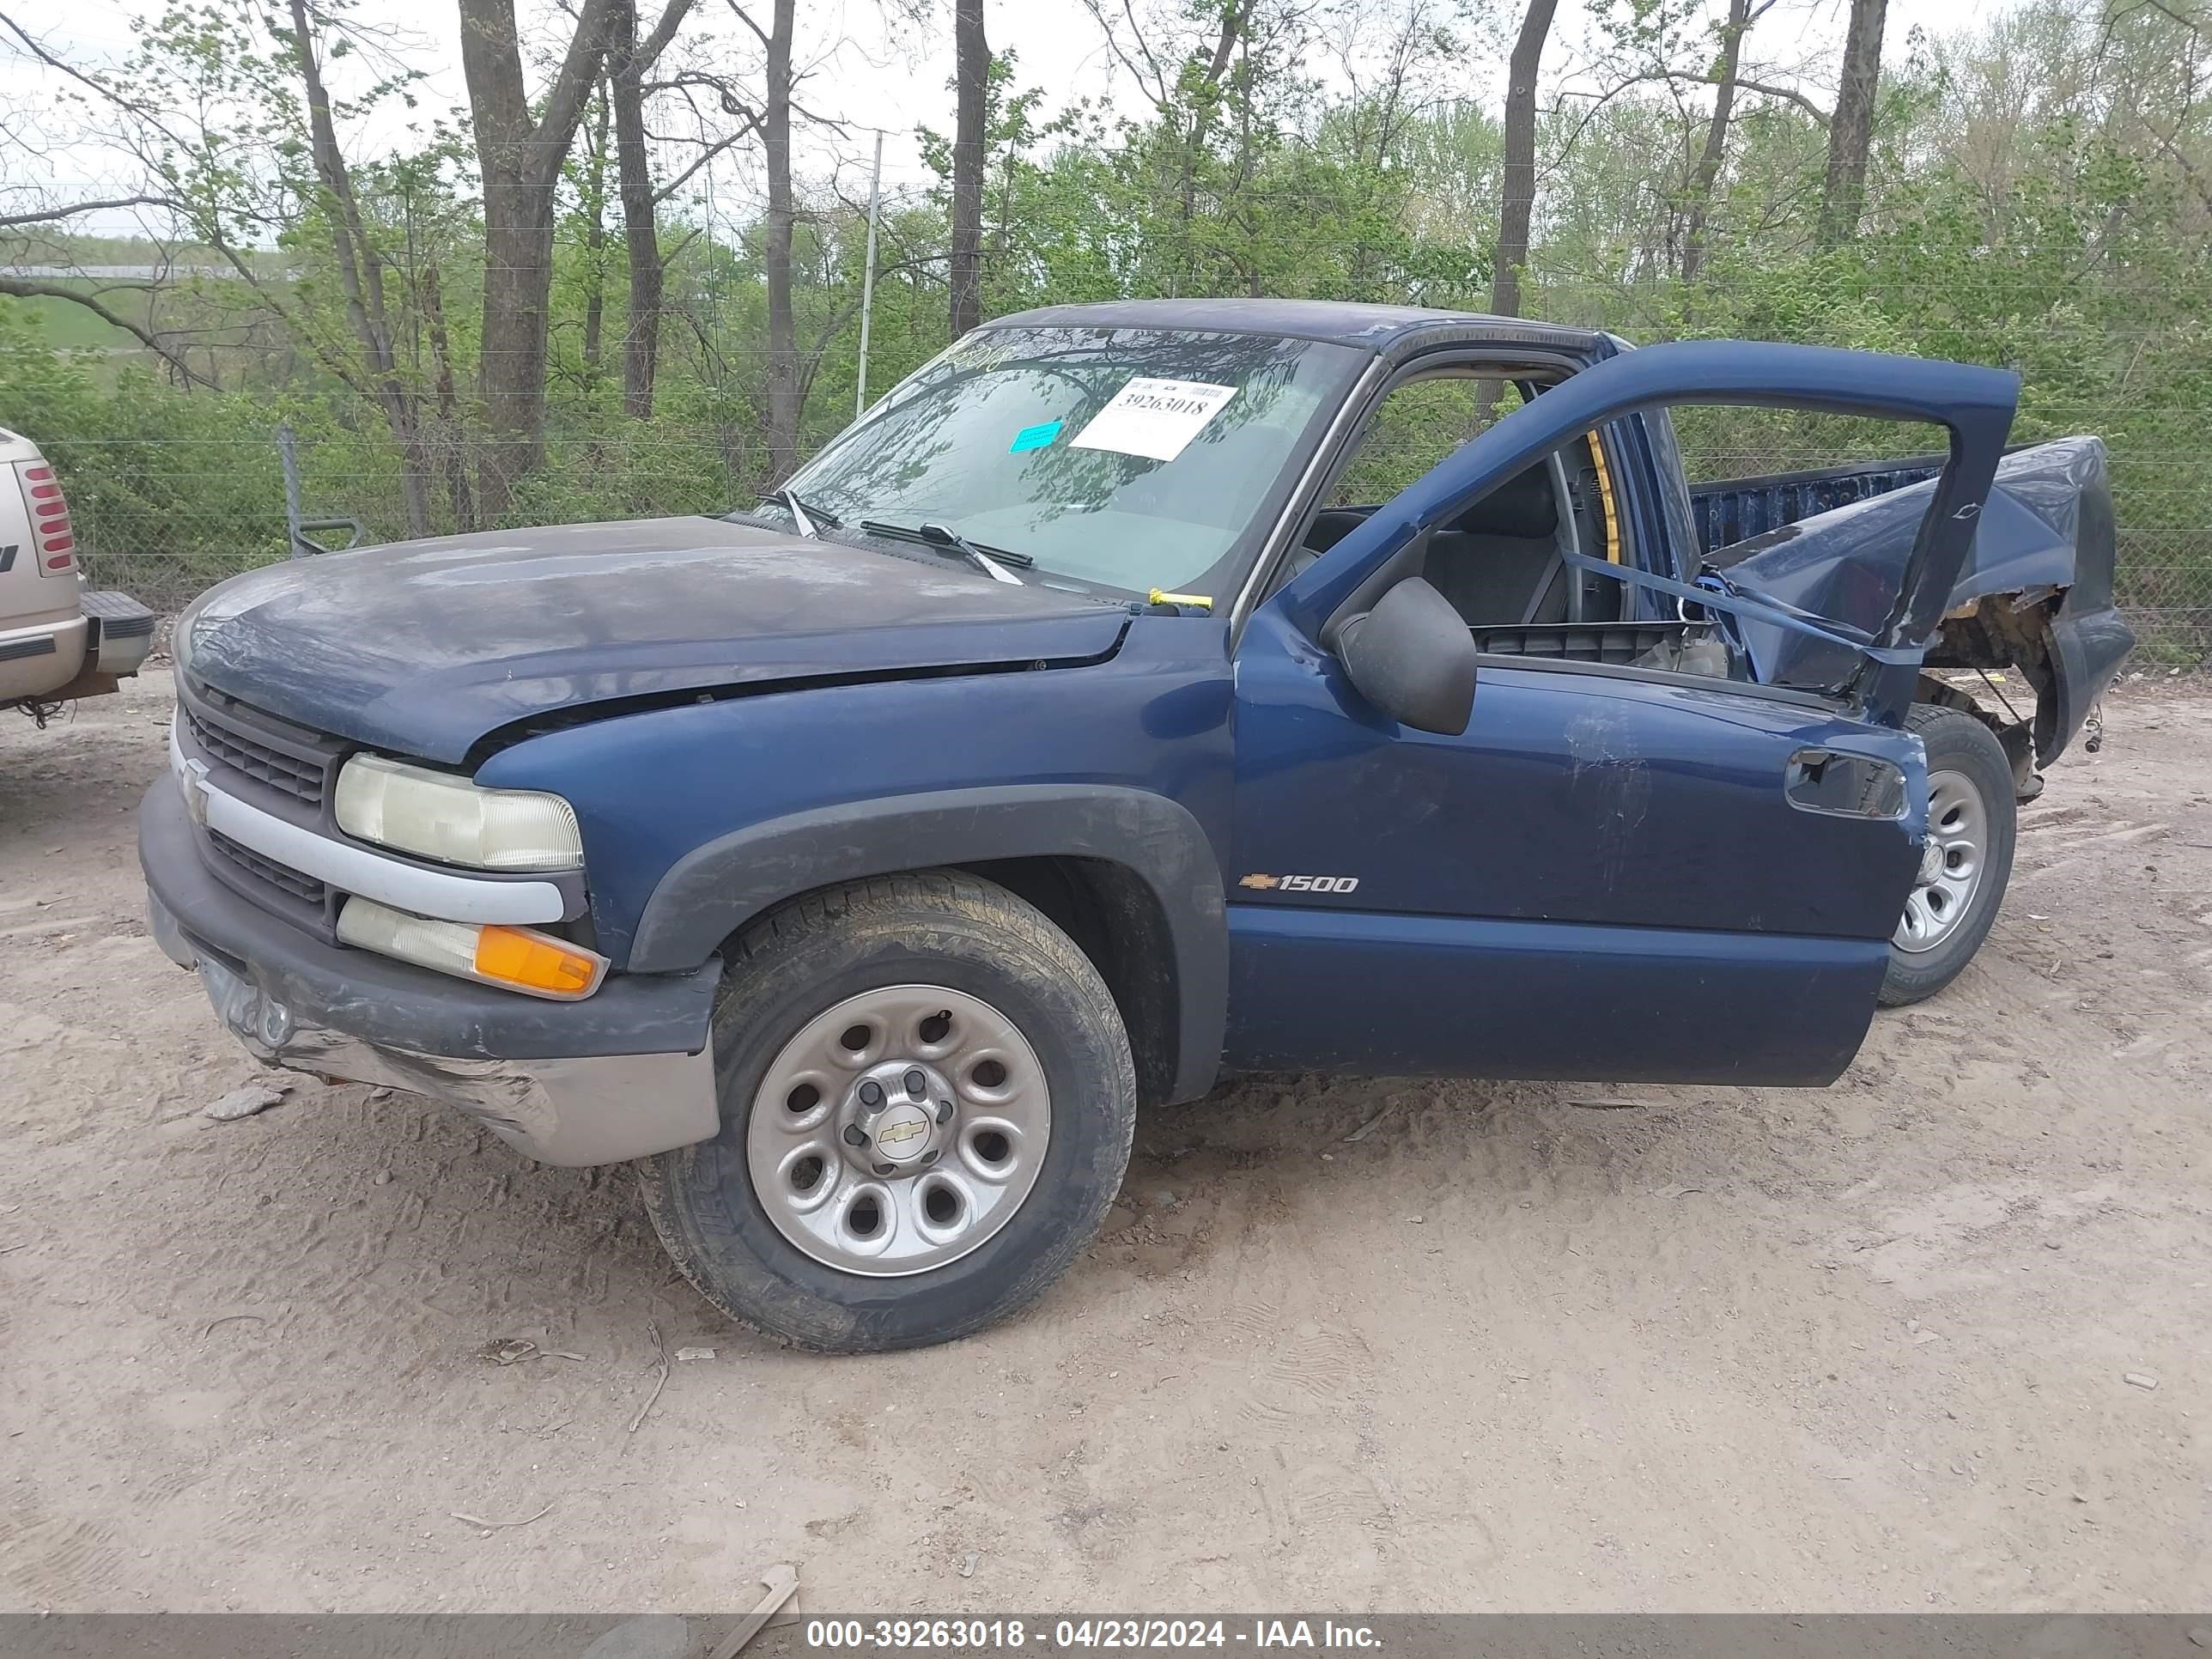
[185,517,1130,763]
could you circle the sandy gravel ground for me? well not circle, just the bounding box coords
[2,669,2207,1615]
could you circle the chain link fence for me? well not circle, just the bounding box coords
[47,425,767,616]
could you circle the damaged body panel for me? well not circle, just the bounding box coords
[1704,437,2131,764]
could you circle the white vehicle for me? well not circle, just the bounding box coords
[0,425,154,718]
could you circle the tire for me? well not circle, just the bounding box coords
[639,871,1137,1352]
[1878,705,2018,1007]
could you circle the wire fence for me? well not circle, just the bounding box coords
[48,399,2212,665]
[53,426,765,615]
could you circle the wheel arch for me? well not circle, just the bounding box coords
[1923,586,2129,773]
[1912,670,2039,798]
[626,786,1228,1105]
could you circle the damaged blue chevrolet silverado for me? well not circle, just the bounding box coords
[141,300,2132,1350]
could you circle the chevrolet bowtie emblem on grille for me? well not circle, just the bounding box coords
[1239,872,1280,890]
[179,757,212,828]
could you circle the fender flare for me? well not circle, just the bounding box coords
[626,784,1228,1103]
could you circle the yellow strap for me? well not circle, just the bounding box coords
[1587,432,1622,563]
[1149,588,1214,611]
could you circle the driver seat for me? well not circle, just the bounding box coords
[1421,464,1565,626]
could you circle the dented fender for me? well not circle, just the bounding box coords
[1710,438,2132,760]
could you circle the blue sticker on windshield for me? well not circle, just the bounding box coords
[1010,419,1062,453]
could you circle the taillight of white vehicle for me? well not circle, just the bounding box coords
[13,460,76,574]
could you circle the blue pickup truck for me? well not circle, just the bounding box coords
[142,301,2131,1350]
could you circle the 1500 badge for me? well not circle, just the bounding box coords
[1239,873,1359,893]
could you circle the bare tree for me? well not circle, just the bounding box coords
[608,0,702,418]
[2100,0,2212,218]
[288,0,433,534]
[0,0,468,514]
[1079,0,1272,291]
[949,0,988,337]
[420,255,477,530]
[1818,0,1889,246]
[578,84,612,378]
[1559,0,1831,291]
[0,269,211,386]
[1491,0,1559,319]
[720,0,802,480]
[458,0,618,515]
[1326,0,1463,174]
[0,14,213,384]
[1680,0,1776,284]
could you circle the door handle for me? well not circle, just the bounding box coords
[1785,748,1906,818]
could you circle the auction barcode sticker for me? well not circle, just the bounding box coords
[1070,377,1238,462]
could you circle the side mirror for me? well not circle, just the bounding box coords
[1334,576,1478,736]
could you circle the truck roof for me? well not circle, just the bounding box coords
[983,297,1607,355]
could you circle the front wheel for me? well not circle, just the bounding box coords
[1879,705,2018,1007]
[640,872,1136,1352]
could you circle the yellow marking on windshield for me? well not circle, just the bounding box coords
[1150,589,1214,612]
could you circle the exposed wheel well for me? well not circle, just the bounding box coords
[1923,595,2062,775]
[1914,671,2039,799]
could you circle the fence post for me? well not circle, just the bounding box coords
[275,423,365,557]
[277,422,307,559]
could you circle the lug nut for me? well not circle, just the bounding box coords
[904,1068,927,1098]
[842,1124,869,1146]
[858,1079,883,1108]
[935,1099,954,1125]
[921,1149,939,1166]
[872,1162,895,1176]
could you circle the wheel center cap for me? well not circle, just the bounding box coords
[844,1057,953,1172]
[1917,836,1944,886]
[872,1100,934,1164]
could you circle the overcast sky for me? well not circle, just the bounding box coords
[9,0,2020,222]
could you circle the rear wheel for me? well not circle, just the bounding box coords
[640,871,1136,1352]
[1879,705,2017,1006]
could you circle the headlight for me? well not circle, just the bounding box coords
[334,753,583,872]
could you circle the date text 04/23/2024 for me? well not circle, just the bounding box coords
[803,1621,1382,1650]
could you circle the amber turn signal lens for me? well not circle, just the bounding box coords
[473,926,605,998]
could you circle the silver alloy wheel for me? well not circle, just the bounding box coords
[745,984,1051,1276]
[1894,768,1990,954]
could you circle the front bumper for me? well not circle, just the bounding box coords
[141,780,722,1166]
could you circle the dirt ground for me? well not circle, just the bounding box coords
[2,666,2208,1616]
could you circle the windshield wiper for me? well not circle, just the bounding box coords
[859,519,1032,585]
[762,487,841,538]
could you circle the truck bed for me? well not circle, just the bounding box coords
[1686,453,1951,555]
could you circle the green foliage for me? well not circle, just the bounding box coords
[3,0,2209,655]
[0,298,289,605]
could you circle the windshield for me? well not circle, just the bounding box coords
[772,325,1364,598]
